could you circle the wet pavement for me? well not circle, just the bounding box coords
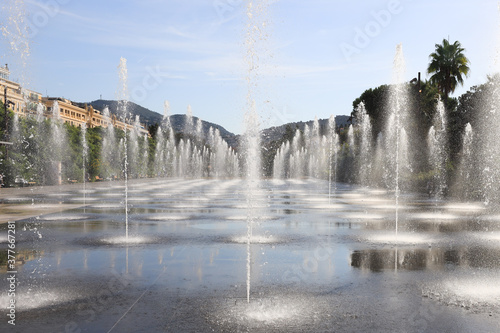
[0,178,499,332]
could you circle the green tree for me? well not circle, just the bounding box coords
[352,84,389,139]
[427,39,470,100]
[87,127,103,180]
[0,101,13,186]
[148,123,159,141]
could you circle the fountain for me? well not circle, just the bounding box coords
[49,101,67,185]
[185,104,194,136]
[81,122,88,207]
[128,115,141,178]
[327,115,337,203]
[273,118,340,181]
[117,57,130,240]
[476,80,500,206]
[452,123,475,199]
[243,0,264,303]
[384,44,411,239]
[101,106,119,180]
[3,1,500,332]
[154,101,174,177]
[355,102,372,187]
[427,98,448,199]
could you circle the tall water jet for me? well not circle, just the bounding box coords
[328,115,337,203]
[453,123,475,199]
[154,125,165,177]
[11,112,19,142]
[372,133,385,187]
[0,0,31,186]
[163,100,170,118]
[356,102,373,186]
[385,44,411,238]
[185,104,194,137]
[336,124,355,183]
[36,102,44,122]
[117,57,129,240]
[154,101,175,177]
[1,0,30,86]
[140,133,149,178]
[101,107,119,180]
[427,98,448,199]
[308,117,321,178]
[128,115,141,178]
[477,77,500,205]
[1,0,31,147]
[50,101,66,185]
[81,123,88,207]
[243,0,270,303]
[289,129,304,178]
[195,118,203,143]
[476,17,500,207]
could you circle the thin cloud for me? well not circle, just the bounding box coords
[25,0,94,24]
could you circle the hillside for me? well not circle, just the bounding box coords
[168,114,238,148]
[85,99,163,126]
[82,100,238,147]
[81,100,350,150]
[260,115,352,144]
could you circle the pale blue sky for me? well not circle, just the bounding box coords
[1,0,498,134]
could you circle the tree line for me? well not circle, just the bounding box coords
[345,39,474,192]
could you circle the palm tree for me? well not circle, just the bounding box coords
[427,39,470,100]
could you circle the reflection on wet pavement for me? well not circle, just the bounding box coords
[0,178,499,332]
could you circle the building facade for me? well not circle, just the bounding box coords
[42,97,148,135]
[0,64,44,116]
[0,64,149,136]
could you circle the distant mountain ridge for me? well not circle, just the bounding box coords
[82,99,350,150]
[260,115,352,144]
[83,100,238,147]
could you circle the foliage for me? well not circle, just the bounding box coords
[352,84,390,138]
[0,102,14,186]
[449,76,493,163]
[87,127,103,180]
[427,39,470,99]
[0,111,157,185]
[352,80,439,143]
[350,78,457,190]
[148,123,159,141]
